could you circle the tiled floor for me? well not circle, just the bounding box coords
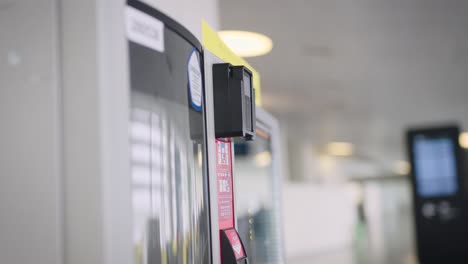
[286,181,420,264]
[288,248,355,264]
[288,214,417,264]
[288,249,418,264]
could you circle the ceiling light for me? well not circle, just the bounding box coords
[218,30,273,57]
[393,160,411,175]
[326,142,354,157]
[255,151,272,168]
[460,132,468,149]
[318,154,336,173]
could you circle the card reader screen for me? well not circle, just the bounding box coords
[413,135,458,197]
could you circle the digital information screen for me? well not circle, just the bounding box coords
[413,135,458,197]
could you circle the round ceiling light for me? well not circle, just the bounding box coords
[325,142,354,157]
[393,160,411,175]
[460,132,468,149]
[218,30,273,57]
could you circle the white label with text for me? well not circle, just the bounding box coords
[126,6,164,52]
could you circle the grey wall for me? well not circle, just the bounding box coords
[0,1,63,263]
[60,0,132,264]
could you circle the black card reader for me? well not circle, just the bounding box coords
[213,63,256,140]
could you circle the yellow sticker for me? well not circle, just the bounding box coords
[202,20,262,106]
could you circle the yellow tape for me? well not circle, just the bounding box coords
[202,20,262,106]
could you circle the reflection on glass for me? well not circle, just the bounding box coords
[128,17,210,263]
[131,99,209,264]
[234,128,283,264]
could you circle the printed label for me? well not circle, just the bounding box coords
[216,139,234,230]
[188,50,202,111]
[125,6,165,52]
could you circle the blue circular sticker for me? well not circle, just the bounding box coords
[187,49,202,111]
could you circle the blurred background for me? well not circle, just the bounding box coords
[1,0,468,264]
[219,1,468,263]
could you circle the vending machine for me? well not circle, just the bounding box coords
[406,125,468,263]
[0,0,284,263]
[126,1,283,263]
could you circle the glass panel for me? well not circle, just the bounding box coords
[128,19,210,264]
[234,127,282,264]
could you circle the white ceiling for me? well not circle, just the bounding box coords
[219,0,468,163]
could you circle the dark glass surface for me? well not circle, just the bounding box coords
[128,18,210,264]
[234,130,282,264]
